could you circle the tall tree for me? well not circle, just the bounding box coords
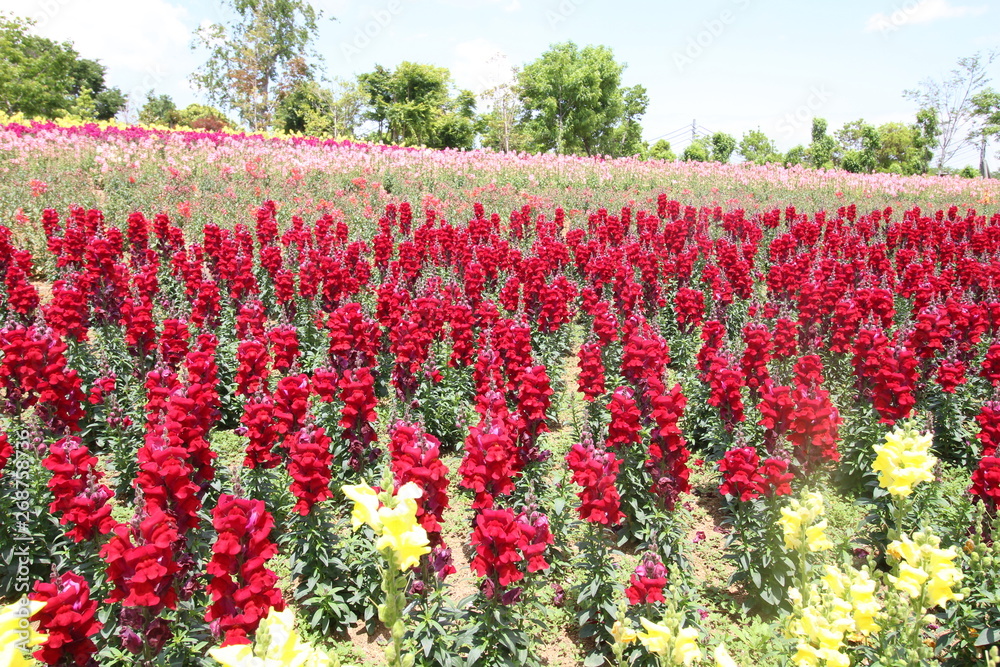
[517,42,648,157]
[709,131,737,163]
[358,62,475,149]
[970,88,999,175]
[0,14,125,120]
[480,72,527,153]
[904,50,997,169]
[807,118,836,168]
[191,0,321,131]
[738,129,780,165]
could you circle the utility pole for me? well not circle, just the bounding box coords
[692,119,697,143]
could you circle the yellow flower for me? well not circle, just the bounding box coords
[780,492,830,552]
[0,599,46,667]
[805,520,833,552]
[872,426,935,497]
[671,626,703,666]
[344,481,430,571]
[636,619,702,666]
[209,608,331,667]
[714,642,739,667]
[376,507,430,571]
[611,620,637,645]
[887,532,964,609]
[637,617,673,655]
[342,483,382,531]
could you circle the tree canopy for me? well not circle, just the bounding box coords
[191,0,322,131]
[358,62,476,149]
[517,42,648,157]
[0,14,125,120]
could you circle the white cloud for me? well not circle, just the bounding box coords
[865,0,988,32]
[3,0,196,103]
[451,39,515,94]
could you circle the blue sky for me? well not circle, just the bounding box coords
[3,0,999,164]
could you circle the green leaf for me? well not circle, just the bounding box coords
[975,627,1000,647]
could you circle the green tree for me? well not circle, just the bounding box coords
[681,138,709,162]
[191,0,322,131]
[0,14,125,120]
[647,139,676,161]
[179,103,234,131]
[709,131,737,163]
[738,129,780,164]
[874,122,919,172]
[840,122,880,173]
[904,50,997,169]
[358,62,475,149]
[479,71,528,153]
[807,118,836,168]
[784,145,807,167]
[139,92,182,127]
[517,42,648,157]
[970,88,999,175]
[911,107,940,174]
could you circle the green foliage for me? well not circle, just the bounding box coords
[139,92,181,127]
[783,144,807,167]
[807,118,837,169]
[0,13,125,120]
[837,120,880,173]
[517,42,648,157]
[275,77,363,138]
[903,50,997,169]
[935,511,1000,665]
[723,495,796,616]
[191,0,322,131]
[646,139,676,161]
[710,132,737,163]
[738,129,780,165]
[359,62,476,149]
[681,138,709,162]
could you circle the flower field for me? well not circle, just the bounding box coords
[1,121,1000,667]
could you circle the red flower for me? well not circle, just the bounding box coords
[287,424,333,515]
[576,342,606,402]
[606,387,642,449]
[239,393,280,469]
[0,432,11,478]
[646,384,691,510]
[390,421,451,548]
[935,359,967,393]
[625,552,668,605]
[718,447,764,501]
[469,508,553,600]
[566,442,623,525]
[235,339,270,396]
[339,367,379,472]
[30,572,102,666]
[976,402,1000,457]
[42,437,118,542]
[459,412,519,510]
[205,494,284,646]
[970,456,1000,514]
[759,458,794,497]
[0,325,86,434]
[101,509,181,612]
[267,325,300,372]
